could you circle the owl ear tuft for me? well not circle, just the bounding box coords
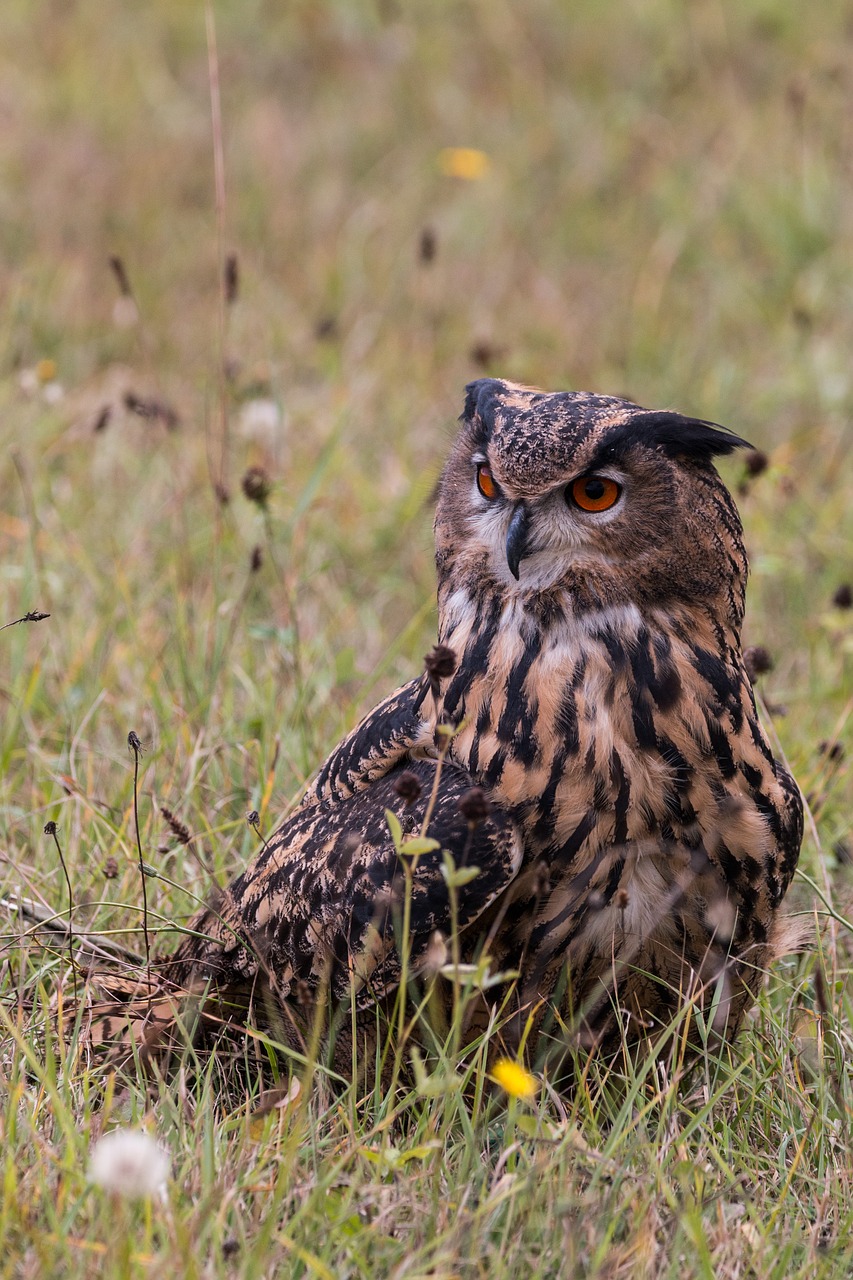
[630,412,753,460]
[461,378,507,439]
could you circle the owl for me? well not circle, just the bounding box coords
[108,380,804,1076]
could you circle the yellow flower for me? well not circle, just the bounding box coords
[437,147,491,180]
[36,358,57,384]
[491,1058,538,1101]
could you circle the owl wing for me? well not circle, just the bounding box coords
[773,757,804,895]
[171,758,524,1009]
[303,676,432,804]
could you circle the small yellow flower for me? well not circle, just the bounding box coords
[491,1057,538,1101]
[36,358,57,384]
[437,147,491,180]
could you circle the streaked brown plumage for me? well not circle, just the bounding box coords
[97,379,803,1076]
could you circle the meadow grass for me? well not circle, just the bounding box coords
[1,0,852,1275]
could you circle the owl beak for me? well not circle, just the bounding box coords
[505,502,531,579]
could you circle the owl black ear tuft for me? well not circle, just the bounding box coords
[627,412,753,461]
[461,378,509,442]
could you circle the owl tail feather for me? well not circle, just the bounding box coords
[76,971,258,1071]
[5,893,259,1073]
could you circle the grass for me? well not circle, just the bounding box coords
[1,0,852,1274]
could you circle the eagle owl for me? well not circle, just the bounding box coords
[152,379,802,1074]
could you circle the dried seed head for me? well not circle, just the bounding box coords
[457,787,490,825]
[818,739,844,763]
[419,227,437,263]
[224,252,239,305]
[743,645,773,680]
[832,583,852,610]
[744,449,769,478]
[393,770,423,807]
[161,807,191,845]
[424,644,457,696]
[246,810,260,828]
[1,610,50,629]
[315,315,338,341]
[93,405,111,433]
[103,856,119,880]
[470,341,504,369]
[123,392,179,429]
[127,731,143,754]
[43,821,57,837]
[616,888,630,911]
[241,466,272,507]
[250,544,263,573]
[108,255,133,298]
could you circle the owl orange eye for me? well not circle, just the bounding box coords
[476,463,498,500]
[569,475,622,513]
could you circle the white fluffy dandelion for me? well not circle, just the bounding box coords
[238,396,283,449]
[88,1128,170,1200]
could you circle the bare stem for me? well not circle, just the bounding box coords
[44,822,77,1000]
[128,731,152,1000]
[205,0,229,500]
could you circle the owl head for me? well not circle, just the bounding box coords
[435,379,751,629]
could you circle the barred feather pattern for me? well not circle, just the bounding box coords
[429,592,801,1050]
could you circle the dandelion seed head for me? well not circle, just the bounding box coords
[238,397,282,449]
[88,1129,169,1199]
[42,381,65,405]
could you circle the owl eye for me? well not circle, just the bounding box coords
[568,475,622,513]
[476,463,498,500]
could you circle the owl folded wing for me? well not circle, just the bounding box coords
[171,758,525,1011]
